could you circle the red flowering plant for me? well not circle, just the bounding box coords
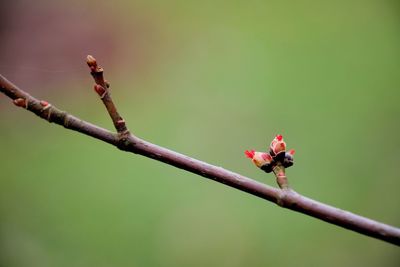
[245,135,295,189]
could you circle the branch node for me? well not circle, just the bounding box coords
[276,190,287,207]
[62,112,70,128]
[116,132,132,151]
[276,188,296,207]
[116,118,126,127]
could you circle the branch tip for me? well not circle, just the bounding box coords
[86,55,97,68]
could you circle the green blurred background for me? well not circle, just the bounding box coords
[1,0,399,266]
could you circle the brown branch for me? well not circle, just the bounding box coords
[86,55,128,133]
[1,61,400,246]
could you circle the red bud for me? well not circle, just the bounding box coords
[94,84,106,97]
[13,98,26,108]
[261,153,273,161]
[86,55,97,68]
[40,100,49,107]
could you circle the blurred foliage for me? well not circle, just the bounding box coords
[0,0,399,266]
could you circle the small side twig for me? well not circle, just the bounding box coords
[86,55,128,134]
[1,57,400,246]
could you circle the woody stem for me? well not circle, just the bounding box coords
[1,64,400,246]
[86,55,128,134]
[273,163,290,190]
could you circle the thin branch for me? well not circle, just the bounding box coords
[86,55,128,133]
[1,61,399,246]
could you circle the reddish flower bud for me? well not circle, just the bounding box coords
[40,100,49,107]
[245,150,272,168]
[86,55,97,68]
[270,134,286,156]
[245,135,295,173]
[261,153,273,162]
[13,98,26,108]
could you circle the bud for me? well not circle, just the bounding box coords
[245,150,272,168]
[13,98,26,108]
[245,134,295,174]
[86,55,97,68]
[283,149,295,168]
[40,100,49,107]
[269,134,286,157]
[94,84,106,97]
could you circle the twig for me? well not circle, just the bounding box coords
[86,55,128,134]
[1,58,399,246]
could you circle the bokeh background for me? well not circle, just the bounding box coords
[1,0,399,266]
